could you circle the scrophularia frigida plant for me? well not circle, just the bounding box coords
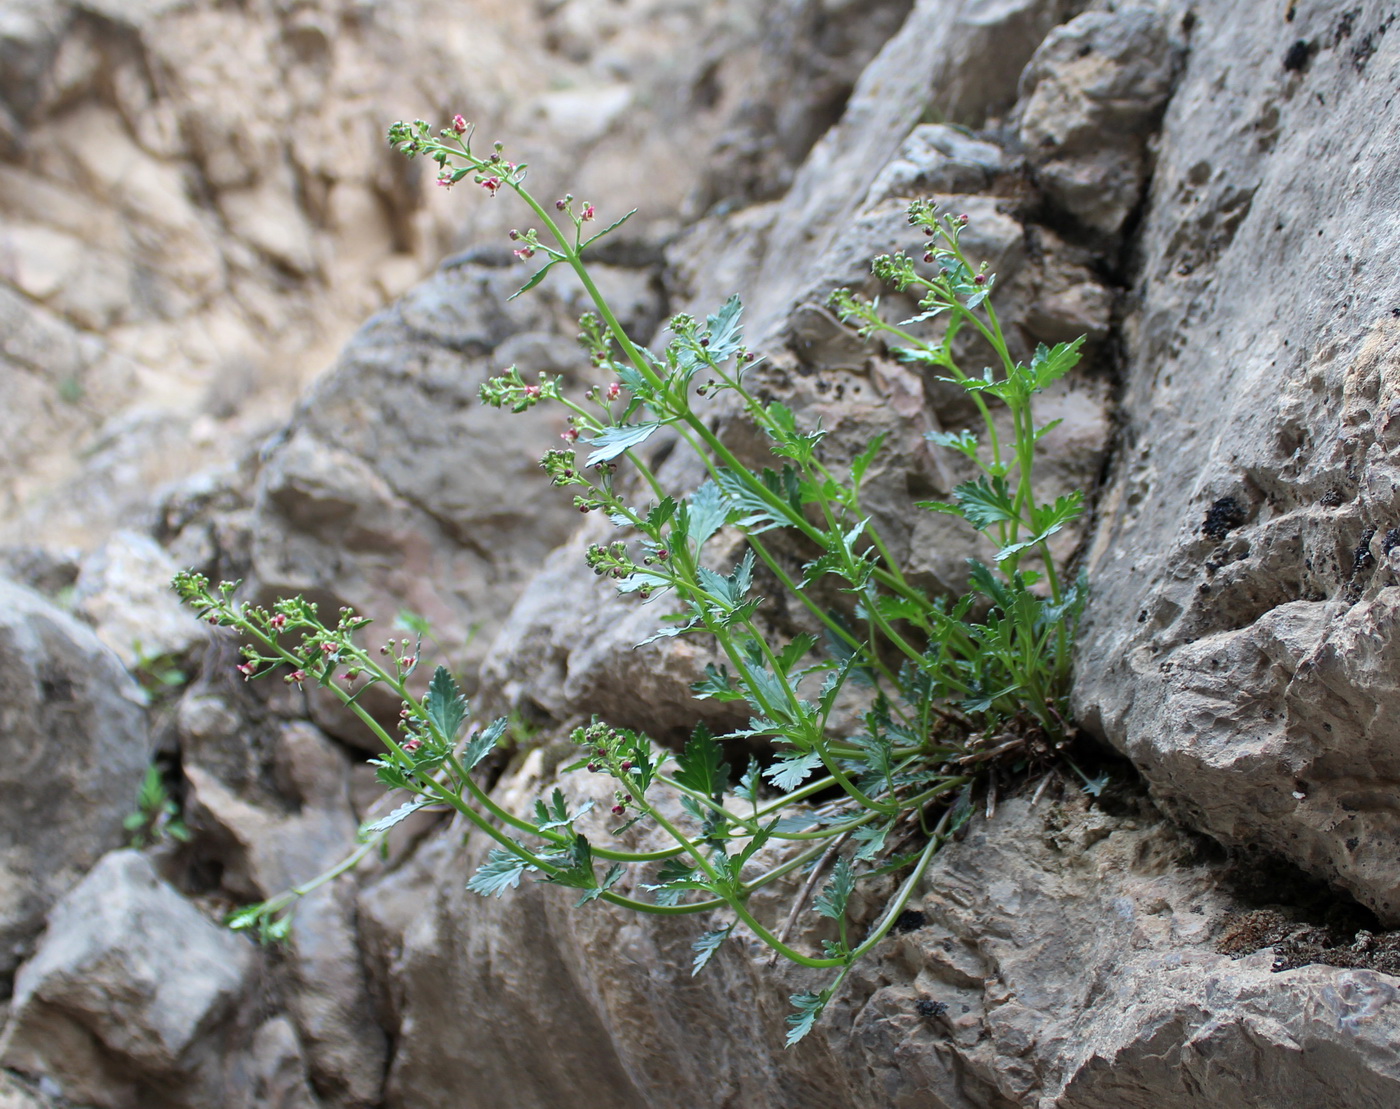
[174,115,1089,1043]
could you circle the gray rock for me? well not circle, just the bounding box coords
[1017,4,1181,235]
[73,530,205,669]
[0,851,255,1108]
[1073,0,1400,923]
[0,578,149,981]
[372,750,1400,1108]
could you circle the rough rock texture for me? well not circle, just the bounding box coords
[0,851,255,1109]
[1073,0,1400,924]
[0,578,150,982]
[6,0,1400,1106]
[0,0,771,548]
[364,762,1400,1109]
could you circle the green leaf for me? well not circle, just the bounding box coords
[704,295,745,362]
[775,634,817,677]
[691,924,733,975]
[578,863,624,906]
[813,855,855,920]
[764,750,822,793]
[1028,336,1085,391]
[849,434,886,486]
[645,497,678,531]
[425,666,467,743]
[507,259,557,300]
[734,758,762,804]
[463,717,508,770]
[467,849,532,897]
[852,821,890,862]
[924,429,979,460]
[673,724,729,798]
[952,478,1017,532]
[685,481,728,552]
[585,422,663,465]
[534,788,594,832]
[359,798,432,839]
[786,990,829,1047]
[580,208,637,252]
[692,663,745,702]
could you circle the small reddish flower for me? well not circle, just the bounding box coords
[958,213,970,225]
[513,246,535,260]
[237,662,256,678]
[269,613,287,629]
[207,614,221,626]
[437,173,455,189]
[581,204,595,221]
[287,669,307,684]
[399,655,416,669]
[605,382,622,401]
[923,252,935,263]
[403,738,422,753]
[611,804,626,816]
[973,274,987,285]
[452,114,468,134]
[561,427,579,443]
[480,176,502,195]
[523,384,542,399]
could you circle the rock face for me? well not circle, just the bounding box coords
[0,851,255,1109]
[5,0,1400,1107]
[1073,0,1400,925]
[0,578,150,982]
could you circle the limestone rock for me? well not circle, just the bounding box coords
[0,851,255,1108]
[1017,3,1181,236]
[73,530,205,669]
[0,578,150,981]
[1073,0,1400,923]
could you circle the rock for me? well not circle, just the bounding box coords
[179,711,387,1107]
[73,530,205,670]
[1017,4,1181,235]
[1073,0,1400,923]
[0,578,150,981]
[0,850,255,1108]
[373,751,1400,1108]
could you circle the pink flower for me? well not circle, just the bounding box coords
[403,738,422,753]
[513,246,535,260]
[452,114,468,134]
[606,382,622,401]
[581,204,595,221]
[561,427,579,443]
[287,669,307,684]
[523,385,542,399]
[237,662,256,678]
[269,613,287,629]
[480,176,502,195]
[437,173,455,189]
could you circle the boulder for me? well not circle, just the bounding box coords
[1073,0,1400,923]
[0,851,255,1108]
[0,578,149,980]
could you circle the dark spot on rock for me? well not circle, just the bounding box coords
[1383,527,1400,555]
[916,999,948,1018]
[1177,260,1194,276]
[1332,7,1359,46]
[1320,489,1345,507]
[961,1004,970,1014]
[1203,496,1248,541]
[1137,610,1148,623]
[1352,527,1377,574]
[1283,40,1316,73]
[39,672,76,702]
[1347,837,1360,851]
[892,909,928,935]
